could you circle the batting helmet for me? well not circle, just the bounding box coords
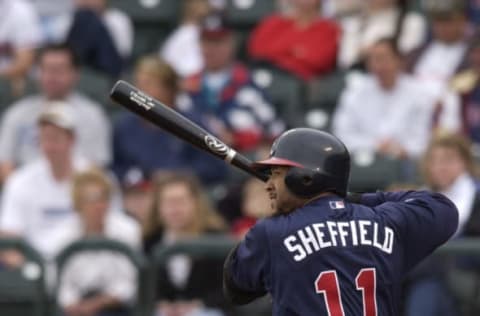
[254,128,350,198]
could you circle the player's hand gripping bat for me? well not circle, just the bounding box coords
[110,80,269,182]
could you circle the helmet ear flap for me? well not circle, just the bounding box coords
[285,167,319,198]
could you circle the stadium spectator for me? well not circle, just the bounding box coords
[231,178,272,239]
[57,168,139,316]
[248,0,339,80]
[0,104,92,260]
[121,167,154,236]
[408,0,470,99]
[0,0,42,94]
[161,0,211,78]
[185,14,284,152]
[30,0,74,43]
[65,0,124,77]
[143,173,227,315]
[332,38,448,159]
[467,0,480,25]
[0,44,111,183]
[338,0,427,69]
[112,56,227,185]
[73,0,133,60]
[422,133,480,235]
[451,38,480,145]
[404,133,480,316]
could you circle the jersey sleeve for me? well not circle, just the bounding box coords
[369,190,459,272]
[223,220,270,304]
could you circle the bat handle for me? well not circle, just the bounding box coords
[231,154,269,182]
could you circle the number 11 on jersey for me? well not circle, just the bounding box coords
[315,268,377,316]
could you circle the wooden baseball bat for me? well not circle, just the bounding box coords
[110,80,269,182]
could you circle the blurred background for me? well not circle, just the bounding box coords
[0,0,479,315]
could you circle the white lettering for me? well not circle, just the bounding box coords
[313,223,331,248]
[373,222,384,249]
[350,220,358,246]
[359,220,372,245]
[327,221,339,246]
[384,227,394,254]
[337,222,350,247]
[284,235,307,261]
[298,227,320,254]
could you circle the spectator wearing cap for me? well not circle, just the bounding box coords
[160,0,211,78]
[408,0,471,99]
[248,0,339,81]
[184,14,284,152]
[0,104,93,260]
[121,167,154,235]
[113,55,227,186]
[0,43,111,183]
[0,0,42,94]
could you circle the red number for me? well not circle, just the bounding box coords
[315,271,345,316]
[315,268,377,316]
[356,268,377,316]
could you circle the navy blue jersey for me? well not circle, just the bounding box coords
[226,190,458,316]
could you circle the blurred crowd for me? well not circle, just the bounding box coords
[0,0,480,315]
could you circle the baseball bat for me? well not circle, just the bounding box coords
[110,80,269,182]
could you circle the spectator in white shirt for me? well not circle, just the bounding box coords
[333,38,453,159]
[161,0,211,78]
[0,0,42,94]
[29,0,74,43]
[57,168,139,316]
[409,1,470,98]
[0,43,111,183]
[0,104,92,260]
[339,0,427,69]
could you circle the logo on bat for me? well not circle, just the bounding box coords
[204,135,229,156]
[129,90,155,111]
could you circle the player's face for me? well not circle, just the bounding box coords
[158,182,197,233]
[427,146,467,190]
[266,166,300,214]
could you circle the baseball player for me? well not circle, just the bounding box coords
[223,128,458,315]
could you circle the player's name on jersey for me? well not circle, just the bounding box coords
[284,220,394,262]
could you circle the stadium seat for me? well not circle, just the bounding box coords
[251,67,306,128]
[109,0,180,59]
[349,153,406,191]
[304,71,346,130]
[436,239,480,315]
[0,79,16,112]
[0,239,48,316]
[77,68,114,108]
[152,236,272,316]
[225,0,276,28]
[55,238,152,316]
[109,0,180,24]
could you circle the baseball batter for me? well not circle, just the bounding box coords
[223,128,458,315]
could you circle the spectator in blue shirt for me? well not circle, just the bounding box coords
[112,56,227,186]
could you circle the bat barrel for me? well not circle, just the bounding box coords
[110,80,269,182]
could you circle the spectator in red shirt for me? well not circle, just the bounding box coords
[248,0,340,80]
